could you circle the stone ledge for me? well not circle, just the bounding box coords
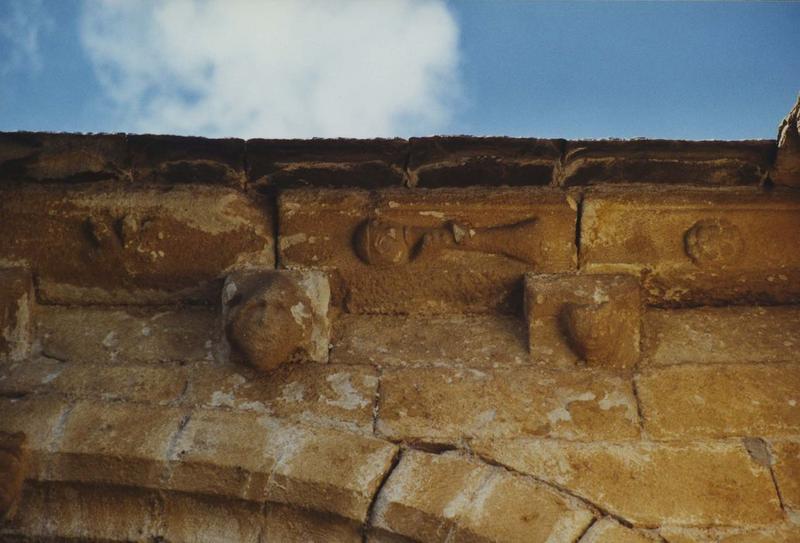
[0,132,782,189]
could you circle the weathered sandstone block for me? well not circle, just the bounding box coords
[772,94,800,187]
[1,483,161,542]
[169,408,397,522]
[167,409,279,501]
[561,140,774,186]
[248,138,407,188]
[0,185,274,304]
[525,273,641,369]
[474,438,783,527]
[52,363,188,405]
[184,363,378,433]
[37,304,218,364]
[407,137,561,187]
[580,187,800,305]
[371,451,496,543]
[371,450,593,543]
[0,132,130,183]
[264,503,362,543]
[0,268,34,362]
[0,397,71,478]
[52,402,186,488]
[161,493,264,543]
[770,439,800,511]
[129,134,246,186]
[580,518,660,543]
[280,187,576,313]
[332,313,529,368]
[636,363,800,438]
[0,356,64,398]
[641,306,800,365]
[0,432,28,520]
[376,367,639,444]
[265,425,398,523]
[223,270,331,372]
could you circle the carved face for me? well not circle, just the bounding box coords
[684,219,744,266]
[353,220,410,265]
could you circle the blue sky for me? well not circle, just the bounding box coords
[1,0,798,139]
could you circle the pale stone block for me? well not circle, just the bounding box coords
[331,314,529,368]
[266,424,398,522]
[473,438,783,527]
[37,305,218,364]
[52,401,186,488]
[377,367,639,443]
[636,363,800,438]
[371,450,494,543]
[642,306,800,366]
[161,492,265,543]
[167,408,278,501]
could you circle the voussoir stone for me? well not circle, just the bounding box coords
[50,401,187,489]
[1,483,161,542]
[580,187,800,305]
[474,438,783,528]
[223,270,331,372]
[376,367,639,444]
[636,363,800,439]
[0,268,34,362]
[371,450,593,543]
[0,185,274,304]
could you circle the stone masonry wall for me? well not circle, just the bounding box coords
[1,98,800,543]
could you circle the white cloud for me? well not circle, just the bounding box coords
[0,0,53,75]
[79,0,461,138]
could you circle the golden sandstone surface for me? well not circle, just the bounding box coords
[1,97,800,542]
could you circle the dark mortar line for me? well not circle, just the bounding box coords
[371,366,383,437]
[630,374,647,436]
[572,516,597,543]
[361,447,403,542]
[401,142,413,188]
[764,440,788,512]
[574,191,584,270]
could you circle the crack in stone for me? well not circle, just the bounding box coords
[371,366,383,438]
[361,446,402,542]
[469,446,639,530]
[573,516,597,543]
[631,374,648,437]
